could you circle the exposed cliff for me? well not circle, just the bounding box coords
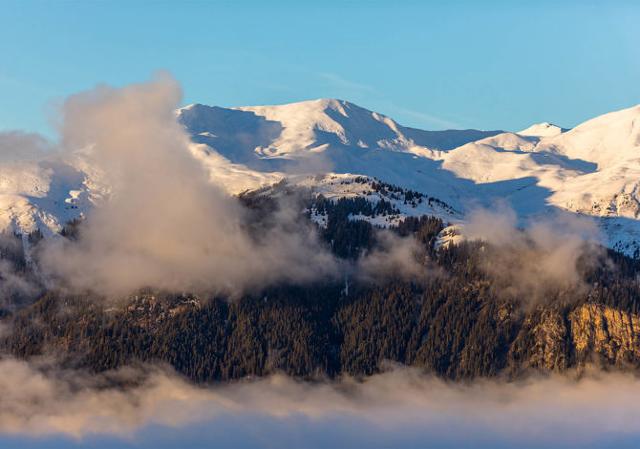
[570,304,640,367]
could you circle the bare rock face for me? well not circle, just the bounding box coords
[503,303,640,377]
[569,304,640,367]
[507,309,569,374]
[527,309,570,371]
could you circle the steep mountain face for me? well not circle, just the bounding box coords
[507,304,640,373]
[2,98,640,257]
[0,159,91,236]
[543,105,640,170]
[179,99,640,255]
[2,166,640,383]
[442,104,640,218]
[571,304,640,366]
[3,98,640,384]
[179,99,502,161]
[178,99,504,207]
[5,237,640,382]
[518,122,567,137]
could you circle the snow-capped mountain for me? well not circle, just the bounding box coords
[518,122,567,137]
[254,173,460,230]
[2,98,640,256]
[0,159,92,237]
[179,99,503,209]
[179,99,501,160]
[180,99,640,255]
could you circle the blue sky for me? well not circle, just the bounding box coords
[1,0,639,136]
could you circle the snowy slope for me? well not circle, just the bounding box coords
[518,122,567,137]
[438,104,640,218]
[178,99,640,255]
[0,159,91,236]
[541,105,640,170]
[292,173,460,228]
[2,98,640,258]
[178,99,503,212]
[179,99,502,163]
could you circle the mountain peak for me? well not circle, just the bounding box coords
[518,122,566,137]
[234,98,374,119]
[306,98,351,108]
[178,99,359,118]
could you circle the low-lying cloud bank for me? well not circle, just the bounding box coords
[0,358,639,445]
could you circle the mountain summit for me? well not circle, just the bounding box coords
[178,98,501,162]
[518,122,567,137]
[3,100,640,256]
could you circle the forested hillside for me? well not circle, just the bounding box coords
[2,189,640,383]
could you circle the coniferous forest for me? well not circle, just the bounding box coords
[2,188,640,384]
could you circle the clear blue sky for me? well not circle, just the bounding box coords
[1,0,639,135]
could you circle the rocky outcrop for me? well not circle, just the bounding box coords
[505,308,568,375]
[5,291,640,383]
[569,303,640,367]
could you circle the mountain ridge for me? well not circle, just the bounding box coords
[2,99,640,256]
[177,99,640,255]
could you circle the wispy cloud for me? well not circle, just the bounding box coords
[388,104,462,129]
[317,72,376,93]
[316,72,461,130]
